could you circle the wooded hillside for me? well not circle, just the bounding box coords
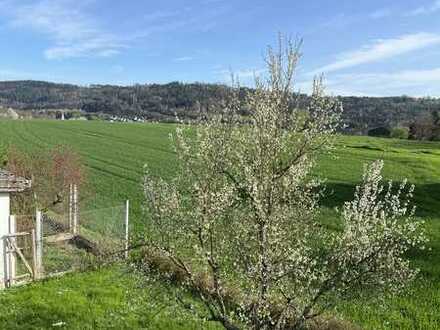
[1,80,439,134]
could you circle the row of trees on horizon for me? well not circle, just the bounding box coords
[0,80,440,140]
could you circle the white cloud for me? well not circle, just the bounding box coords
[406,0,440,16]
[299,67,440,96]
[311,33,440,75]
[0,1,232,60]
[44,39,125,60]
[0,0,125,60]
[138,6,229,37]
[174,56,194,62]
[342,68,440,89]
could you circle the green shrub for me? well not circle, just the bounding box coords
[390,127,409,139]
[368,126,390,137]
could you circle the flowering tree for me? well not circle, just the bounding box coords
[143,37,426,329]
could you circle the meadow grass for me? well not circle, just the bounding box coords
[0,120,439,329]
[0,265,220,330]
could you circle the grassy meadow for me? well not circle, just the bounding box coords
[0,120,439,329]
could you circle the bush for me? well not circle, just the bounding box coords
[368,126,390,137]
[390,127,409,139]
[142,36,426,330]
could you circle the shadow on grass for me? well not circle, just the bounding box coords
[322,182,440,219]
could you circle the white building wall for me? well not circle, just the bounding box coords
[0,192,10,288]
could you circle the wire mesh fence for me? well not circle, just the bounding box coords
[42,211,70,237]
[41,212,85,275]
[78,204,128,257]
[6,201,130,285]
[40,202,130,274]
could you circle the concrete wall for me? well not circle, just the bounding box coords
[0,192,10,288]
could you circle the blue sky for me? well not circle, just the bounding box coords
[0,0,440,96]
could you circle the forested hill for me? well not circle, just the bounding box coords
[1,80,440,134]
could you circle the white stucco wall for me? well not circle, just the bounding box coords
[0,192,10,288]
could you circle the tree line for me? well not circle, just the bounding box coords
[0,80,439,138]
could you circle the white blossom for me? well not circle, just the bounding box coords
[142,36,426,330]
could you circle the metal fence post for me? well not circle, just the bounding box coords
[35,211,43,278]
[69,184,73,231]
[125,200,129,259]
[73,184,78,235]
[31,229,38,280]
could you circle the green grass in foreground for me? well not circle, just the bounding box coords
[0,120,439,329]
[0,266,219,330]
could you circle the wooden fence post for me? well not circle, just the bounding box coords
[35,211,43,279]
[7,215,16,286]
[125,200,129,259]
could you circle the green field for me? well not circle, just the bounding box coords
[0,120,439,329]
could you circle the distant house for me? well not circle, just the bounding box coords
[7,108,19,120]
[0,108,19,120]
